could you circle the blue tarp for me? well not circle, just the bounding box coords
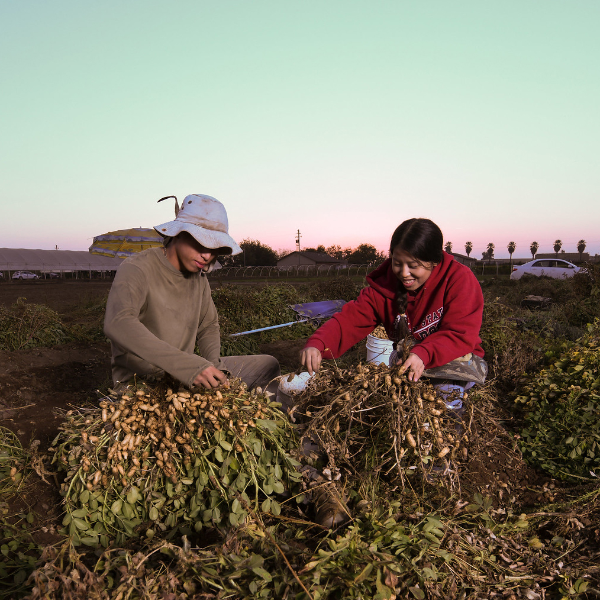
[290,300,347,321]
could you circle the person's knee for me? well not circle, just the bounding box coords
[263,354,281,378]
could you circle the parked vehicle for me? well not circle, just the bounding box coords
[510,259,581,280]
[12,271,39,280]
[46,272,60,278]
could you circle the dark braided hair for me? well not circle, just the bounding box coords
[389,219,443,340]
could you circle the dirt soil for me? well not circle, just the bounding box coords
[460,409,551,507]
[0,282,114,544]
[0,281,557,539]
[0,281,114,447]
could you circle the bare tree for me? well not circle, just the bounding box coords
[530,241,539,259]
[553,239,562,257]
[577,239,586,262]
[465,241,473,258]
[444,241,453,254]
[507,241,516,271]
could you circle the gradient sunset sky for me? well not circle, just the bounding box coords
[2,1,599,259]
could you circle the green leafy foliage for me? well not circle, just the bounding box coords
[26,493,597,600]
[0,427,29,495]
[65,296,108,342]
[346,243,386,265]
[213,284,314,355]
[212,280,364,356]
[52,381,301,548]
[0,296,108,350]
[0,507,41,599]
[295,507,449,599]
[0,298,71,351]
[516,319,600,480]
[479,297,541,387]
[221,239,279,267]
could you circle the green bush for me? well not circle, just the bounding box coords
[213,284,314,356]
[515,319,600,480]
[479,296,542,389]
[213,279,364,356]
[0,298,71,351]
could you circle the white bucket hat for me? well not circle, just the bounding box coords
[154,194,242,256]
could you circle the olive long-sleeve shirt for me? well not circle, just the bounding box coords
[104,248,223,388]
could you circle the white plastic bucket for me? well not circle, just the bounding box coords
[276,371,314,411]
[366,334,394,366]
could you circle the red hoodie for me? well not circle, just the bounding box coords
[304,251,484,369]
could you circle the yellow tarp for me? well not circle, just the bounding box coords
[89,228,163,259]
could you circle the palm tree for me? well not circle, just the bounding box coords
[507,241,516,271]
[553,239,562,257]
[444,241,453,254]
[577,239,586,262]
[485,243,495,263]
[530,241,539,259]
[465,241,473,258]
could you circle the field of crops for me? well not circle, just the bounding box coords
[1,268,600,599]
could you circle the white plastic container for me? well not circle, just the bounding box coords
[366,334,394,366]
[276,371,314,411]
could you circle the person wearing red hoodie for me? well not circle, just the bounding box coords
[301,218,486,391]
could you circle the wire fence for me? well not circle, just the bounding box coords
[209,262,518,280]
[0,265,117,281]
[210,261,521,280]
[209,263,378,279]
[9,258,589,282]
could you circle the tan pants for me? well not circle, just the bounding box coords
[220,354,281,393]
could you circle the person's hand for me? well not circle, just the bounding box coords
[301,347,322,375]
[398,352,425,382]
[193,365,228,389]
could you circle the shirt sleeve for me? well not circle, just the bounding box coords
[195,283,223,368]
[410,269,483,369]
[104,262,214,386]
[303,287,382,358]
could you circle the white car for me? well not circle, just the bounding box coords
[12,270,39,280]
[510,258,581,280]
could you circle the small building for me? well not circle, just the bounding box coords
[277,251,348,268]
[0,248,123,278]
[447,252,478,266]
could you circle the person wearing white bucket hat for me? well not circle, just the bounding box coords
[104,194,280,392]
[154,193,242,261]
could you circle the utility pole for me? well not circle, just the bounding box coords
[295,230,302,267]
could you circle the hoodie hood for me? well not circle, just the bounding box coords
[366,252,456,299]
